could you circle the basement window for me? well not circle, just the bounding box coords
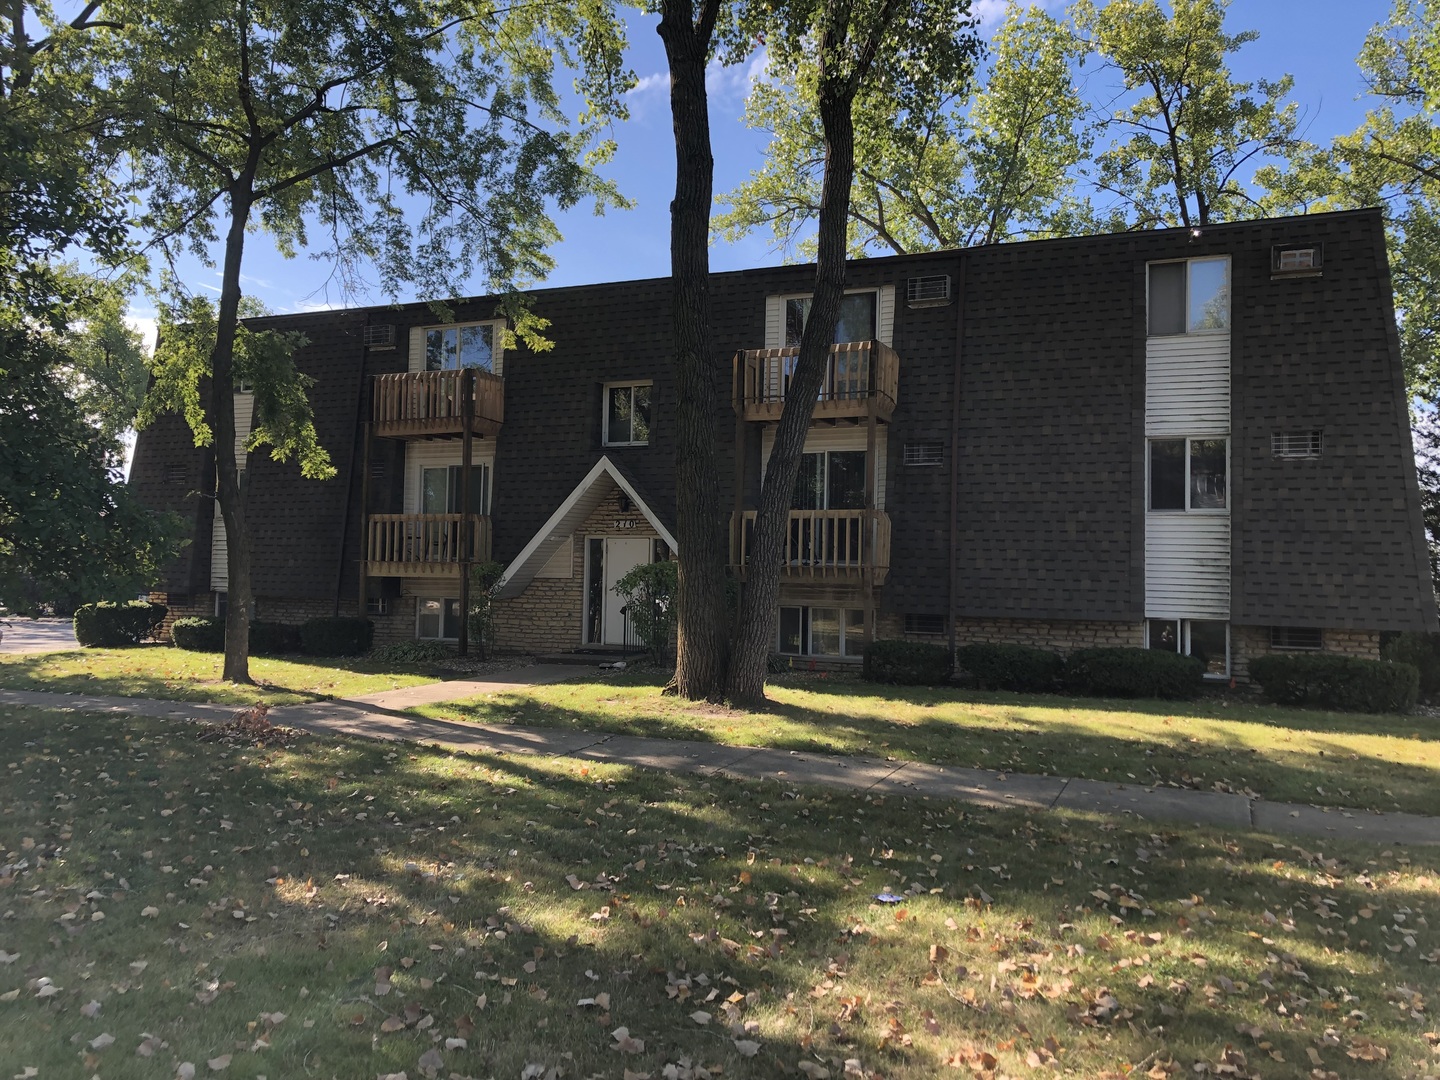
[779,607,864,657]
[1271,626,1323,650]
[1148,618,1229,677]
[904,613,946,636]
[417,598,462,641]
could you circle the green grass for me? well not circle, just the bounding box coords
[0,704,1435,1079]
[413,671,1440,817]
[0,645,438,706]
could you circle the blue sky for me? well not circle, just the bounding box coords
[127,0,1395,334]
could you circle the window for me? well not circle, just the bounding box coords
[424,323,495,372]
[904,613,946,636]
[904,441,944,467]
[1149,438,1227,511]
[1271,626,1323,650]
[1147,258,1230,336]
[366,597,390,616]
[215,592,227,619]
[1272,431,1322,458]
[793,450,866,510]
[785,292,877,347]
[417,598,462,640]
[1272,245,1322,275]
[234,380,253,393]
[605,383,652,446]
[420,464,490,515]
[1148,618,1229,677]
[778,607,865,657]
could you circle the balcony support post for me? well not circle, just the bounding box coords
[864,394,878,643]
[458,368,475,657]
[358,421,372,620]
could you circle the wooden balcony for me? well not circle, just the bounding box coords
[365,514,492,577]
[734,340,898,423]
[371,369,504,439]
[730,509,891,584]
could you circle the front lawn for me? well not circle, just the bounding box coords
[0,646,438,706]
[415,672,1440,817]
[0,704,1435,1079]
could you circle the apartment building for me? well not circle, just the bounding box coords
[128,208,1437,678]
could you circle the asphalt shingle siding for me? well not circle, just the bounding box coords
[126,208,1436,633]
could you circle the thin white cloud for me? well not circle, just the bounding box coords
[628,70,668,99]
[123,314,159,355]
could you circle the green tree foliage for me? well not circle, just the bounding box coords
[0,314,183,615]
[1072,0,1303,229]
[93,0,629,681]
[717,4,1089,257]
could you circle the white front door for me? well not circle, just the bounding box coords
[601,537,651,645]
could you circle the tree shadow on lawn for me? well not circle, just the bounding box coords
[434,683,1440,815]
[7,706,1436,1078]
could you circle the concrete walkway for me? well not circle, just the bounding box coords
[2,684,1437,847]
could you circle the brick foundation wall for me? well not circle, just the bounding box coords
[876,614,1144,652]
[1230,625,1381,681]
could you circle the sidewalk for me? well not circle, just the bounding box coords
[3,684,1437,847]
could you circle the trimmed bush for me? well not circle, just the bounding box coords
[73,601,167,647]
[249,620,301,656]
[955,643,1063,692]
[370,640,454,664]
[1381,632,1440,701]
[1249,653,1419,713]
[1065,647,1205,700]
[171,616,225,652]
[299,616,374,657]
[863,639,953,685]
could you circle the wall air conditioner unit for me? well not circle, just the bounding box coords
[363,323,396,349]
[906,274,952,307]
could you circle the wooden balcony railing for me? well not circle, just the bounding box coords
[734,340,898,423]
[371,369,504,438]
[365,514,492,576]
[730,509,891,584]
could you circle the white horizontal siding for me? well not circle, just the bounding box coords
[1145,335,1229,436]
[876,285,895,347]
[1145,513,1230,619]
[760,425,888,510]
[764,296,785,350]
[536,537,573,578]
[211,393,254,592]
[401,442,496,515]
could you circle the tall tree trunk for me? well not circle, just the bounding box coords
[213,187,254,684]
[728,74,858,707]
[659,0,731,701]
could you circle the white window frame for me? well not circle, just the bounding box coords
[1146,257,1230,338]
[416,597,462,642]
[777,606,865,658]
[1146,618,1230,679]
[1147,436,1229,513]
[603,382,653,447]
[422,321,502,373]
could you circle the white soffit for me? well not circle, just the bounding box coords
[494,455,678,599]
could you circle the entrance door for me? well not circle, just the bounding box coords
[600,537,651,645]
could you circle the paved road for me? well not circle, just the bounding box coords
[1,683,1436,847]
[0,617,77,654]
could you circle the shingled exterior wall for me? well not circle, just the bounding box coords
[128,209,1436,664]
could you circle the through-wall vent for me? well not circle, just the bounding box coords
[905,274,952,307]
[363,323,396,349]
[1272,431,1322,458]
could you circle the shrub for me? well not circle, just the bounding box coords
[955,643,1063,692]
[614,560,678,661]
[863,639,952,685]
[171,616,225,652]
[73,601,167,647]
[465,560,506,660]
[249,620,301,656]
[1065,647,1205,700]
[1380,632,1440,701]
[299,616,374,657]
[1249,653,1419,713]
[370,640,454,664]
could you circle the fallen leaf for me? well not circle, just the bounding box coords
[89,1033,115,1050]
[733,1039,761,1057]
[206,1055,231,1072]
